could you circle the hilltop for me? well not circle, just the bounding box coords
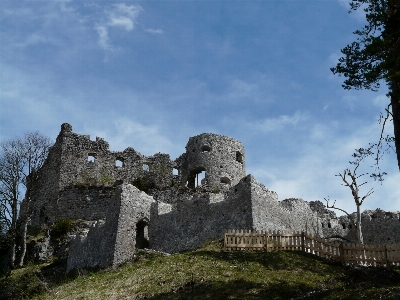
[1,240,399,300]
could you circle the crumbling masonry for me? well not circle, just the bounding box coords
[25,124,400,272]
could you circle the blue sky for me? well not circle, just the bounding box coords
[1,0,399,215]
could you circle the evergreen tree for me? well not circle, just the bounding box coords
[331,0,400,170]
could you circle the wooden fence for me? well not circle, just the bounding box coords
[224,229,400,267]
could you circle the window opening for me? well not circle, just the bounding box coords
[115,158,124,168]
[135,220,149,249]
[220,177,230,184]
[342,223,346,229]
[187,168,205,188]
[173,168,179,176]
[328,223,331,228]
[142,163,150,171]
[197,171,205,187]
[88,154,96,163]
[236,151,243,163]
[201,145,211,153]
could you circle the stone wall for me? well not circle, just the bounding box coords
[149,183,253,253]
[24,123,400,272]
[353,210,400,244]
[28,123,175,226]
[29,137,62,226]
[176,133,246,191]
[67,184,154,272]
[56,187,115,221]
[148,175,335,253]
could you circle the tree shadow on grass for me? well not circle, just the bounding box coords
[145,278,316,300]
[188,249,342,276]
[144,269,400,300]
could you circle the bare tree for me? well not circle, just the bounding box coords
[0,132,52,268]
[325,154,374,245]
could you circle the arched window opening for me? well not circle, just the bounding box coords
[220,177,231,184]
[88,153,96,163]
[115,158,124,168]
[236,151,243,163]
[173,168,179,176]
[342,223,346,229]
[187,168,206,188]
[321,223,324,228]
[328,223,331,228]
[135,220,149,249]
[142,163,150,172]
[201,145,211,153]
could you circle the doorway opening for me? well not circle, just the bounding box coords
[135,220,149,249]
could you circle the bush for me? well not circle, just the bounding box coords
[131,177,155,193]
[52,219,73,237]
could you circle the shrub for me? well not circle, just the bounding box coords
[131,177,154,193]
[52,219,73,237]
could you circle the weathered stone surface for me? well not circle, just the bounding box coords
[176,133,246,191]
[21,123,399,271]
[28,124,173,226]
[30,232,53,262]
[67,184,154,272]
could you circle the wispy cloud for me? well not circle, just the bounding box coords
[107,3,141,31]
[94,3,142,51]
[252,111,309,133]
[336,0,368,21]
[95,25,111,51]
[83,118,175,156]
[220,75,275,104]
[145,28,164,34]
[372,94,390,109]
[250,118,400,214]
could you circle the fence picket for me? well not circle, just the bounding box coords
[223,229,399,267]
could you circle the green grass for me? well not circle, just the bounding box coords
[1,240,399,300]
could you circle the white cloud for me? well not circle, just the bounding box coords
[107,4,142,31]
[328,52,341,67]
[83,118,175,156]
[95,25,111,51]
[372,94,390,108]
[221,75,275,104]
[145,28,164,34]
[107,4,141,31]
[253,111,309,133]
[337,0,351,10]
[109,16,134,31]
[95,3,142,51]
[249,118,400,215]
[336,0,368,21]
[0,64,76,140]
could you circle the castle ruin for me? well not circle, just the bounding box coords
[25,124,400,272]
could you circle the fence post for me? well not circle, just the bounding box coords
[339,242,344,264]
[301,232,305,252]
[224,230,227,251]
[384,245,389,267]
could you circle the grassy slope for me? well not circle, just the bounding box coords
[1,240,400,300]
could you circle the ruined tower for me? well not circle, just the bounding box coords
[176,133,246,190]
